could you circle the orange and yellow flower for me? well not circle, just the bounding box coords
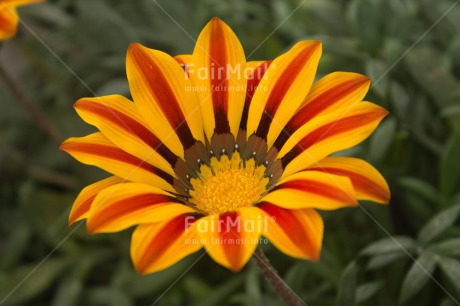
[0,0,44,41]
[61,18,390,274]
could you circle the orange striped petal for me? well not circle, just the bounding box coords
[69,176,125,225]
[279,102,388,178]
[259,203,323,260]
[261,171,357,210]
[0,5,18,41]
[189,18,247,139]
[196,207,261,272]
[126,43,204,157]
[274,72,370,149]
[74,95,176,176]
[4,0,44,7]
[86,183,195,233]
[246,41,322,147]
[240,61,271,131]
[131,215,202,274]
[174,54,192,75]
[60,132,174,192]
[308,157,390,204]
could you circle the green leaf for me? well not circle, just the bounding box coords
[245,264,262,306]
[336,261,357,306]
[361,236,417,256]
[399,251,437,305]
[398,177,440,205]
[438,256,460,295]
[369,116,397,162]
[417,204,460,244]
[390,82,410,120]
[51,276,83,306]
[356,281,383,304]
[431,238,460,257]
[194,275,245,306]
[0,258,69,306]
[347,0,382,53]
[367,252,406,270]
[440,130,460,196]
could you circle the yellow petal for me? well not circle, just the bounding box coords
[174,54,192,72]
[259,204,323,260]
[74,95,176,176]
[0,5,18,41]
[60,132,175,192]
[69,176,125,226]
[246,41,322,147]
[240,61,272,131]
[196,207,261,272]
[126,43,204,156]
[189,18,247,139]
[308,157,390,204]
[273,72,370,149]
[86,183,195,233]
[131,215,202,274]
[279,102,388,178]
[261,171,357,210]
[4,0,44,7]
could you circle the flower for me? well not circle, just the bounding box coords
[61,18,390,274]
[0,0,44,41]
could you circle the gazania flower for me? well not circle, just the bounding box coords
[0,0,44,41]
[61,18,390,274]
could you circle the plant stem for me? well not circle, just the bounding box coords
[0,62,62,142]
[253,247,304,306]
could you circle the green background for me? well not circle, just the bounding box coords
[1,0,460,305]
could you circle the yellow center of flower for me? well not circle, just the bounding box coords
[189,152,269,215]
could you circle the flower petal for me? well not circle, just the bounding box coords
[259,203,323,260]
[174,54,192,75]
[196,208,261,272]
[274,72,370,149]
[131,215,202,274]
[0,5,18,41]
[189,18,247,139]
[279,102,388,178]
[74,95,177,176]
[261,171,357,210]
[308,157,390,204]
[4,0,44,7]
[86,183,195,233]
[126,43,204,157]
[60,132,174,192]
[69,176,125,225]
[240,61,271,131]
[246,41,322,147]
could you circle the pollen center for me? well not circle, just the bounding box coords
[189,152,269,215]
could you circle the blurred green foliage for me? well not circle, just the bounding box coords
[1,0,460,305]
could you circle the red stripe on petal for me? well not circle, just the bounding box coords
[75,101,177,165]
[309,166,390,203]
[61,142,173,183]
[129,44,195,148]
[219,212,244,269]
[274,77,369,149]
[276,179,354,203]
[69,195,95,224]
[137,215,196,273]
[282,110,388,166]
[89,193,175,231]
[255,44,319,139]
[209,21,231,133]
[260,203,314,255]
[240,61,271,130]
